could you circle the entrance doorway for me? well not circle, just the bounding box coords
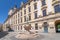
[55,20,60,33]
[44,26,48,33]
[43,22,49,33]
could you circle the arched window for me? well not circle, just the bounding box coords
[54,4,60,13]
[42,22,49,27]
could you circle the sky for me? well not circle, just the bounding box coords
[0,0,28,24]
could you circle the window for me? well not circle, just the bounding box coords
[34,12,37,19]
[29,15,31,20]
[18,13,19,17]
[43,22,49,27]
[34,3,37,10]
[54,4,60,13]
[24,16,26,22]
[35,23,38,30]
[21,26,22,30]
[28,3,30,5]
[16,20,17,24]
[43,9,46,16]
[42,0,46,6]
[24,9,26,14]
[18,19,19,24]
[16,15,17,18]
[18,26,19,30]
[28,7,31,12]
[21,17,22,23]
[21,12,22,16]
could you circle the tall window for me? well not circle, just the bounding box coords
[43,9,46,16]
[21,12,22,16]
[21,17,22,23]
[18,19,19,24]
[16,20,17,24]
[24,9,26,14]
[54,4,60,13]
[18,13,19,17]
[28,3,30,5]
[34,3,37,10]
[16,15,17,18]
[35,23,38,30]
[34,12,37,19]
[28,7,31,12]
[18,26,19,30]
[24,16,26,22]
[21,26,22,30]
[42,0,46,6]
[29,15,31,20]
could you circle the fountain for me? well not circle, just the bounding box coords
[15,25,40,40]
[15,17,40,40]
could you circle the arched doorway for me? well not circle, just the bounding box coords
[43,22,49,33]
[55,20,60,33]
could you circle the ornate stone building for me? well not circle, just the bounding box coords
[3,0,60,33]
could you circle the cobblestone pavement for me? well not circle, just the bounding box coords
[0,32,60,40]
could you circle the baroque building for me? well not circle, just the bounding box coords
[3,0,60,33]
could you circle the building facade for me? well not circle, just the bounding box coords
[0,24,3,32]
[3,0,60,33]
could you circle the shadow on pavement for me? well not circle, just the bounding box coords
[0,31,8,38]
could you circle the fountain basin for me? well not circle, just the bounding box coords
[15,33,39,39]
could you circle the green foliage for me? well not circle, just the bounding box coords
[57,25,60,29]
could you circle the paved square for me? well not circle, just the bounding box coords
[0,32,60,40]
